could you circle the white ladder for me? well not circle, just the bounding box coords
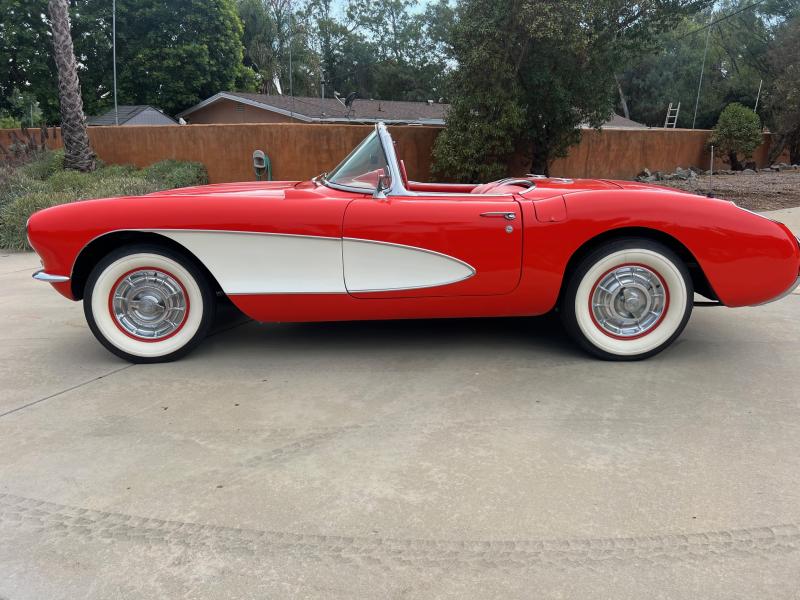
[664,102,680,128]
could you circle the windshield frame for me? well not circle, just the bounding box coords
[321,123,408,196]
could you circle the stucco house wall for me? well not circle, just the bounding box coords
[184,98,299,124]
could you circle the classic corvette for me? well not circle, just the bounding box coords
[27,123,800,363]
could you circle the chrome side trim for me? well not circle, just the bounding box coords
[139,228,341,241]
[33,270,70,283]
[751,275,800,306]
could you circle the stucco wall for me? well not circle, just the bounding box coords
[2,123,785,184]
[548,128,782,179]
[184,98,300,124]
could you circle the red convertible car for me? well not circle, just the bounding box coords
[28,123,800,363]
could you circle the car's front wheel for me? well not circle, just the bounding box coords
[560,238,693,360]
[84,244,215,363]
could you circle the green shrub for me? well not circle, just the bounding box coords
[0,191,75,250]
[0,152,209,250]
[16,150,65,181]
[709,103,763,170]
[0,115,21,129]
[46,168,90,193]
[0,171,47,212]
[142,160,208,189]
[91,163,139,180]
[82,175,162,198]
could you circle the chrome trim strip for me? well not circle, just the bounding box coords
[32,270,70,283]
[751,275,800,306]
[139,228,341,241]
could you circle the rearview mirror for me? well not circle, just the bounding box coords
[373,174,391,199]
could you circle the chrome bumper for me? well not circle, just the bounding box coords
[32,269,70,283]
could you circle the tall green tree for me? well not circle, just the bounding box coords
[345,0,449,101]
[111,0,251,115]
[433,0,711,181]
[238,0,319,96]
[619,2,777,129]
[0,1,58,122]
[766,15,800,164]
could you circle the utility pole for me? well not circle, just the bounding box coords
[754,79,763,113]
[113,0,118,125]
[692,14,713,129]
[288,1,294,119]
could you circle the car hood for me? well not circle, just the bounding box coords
[146,180,301,197]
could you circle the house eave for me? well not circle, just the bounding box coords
[177,92,314,122]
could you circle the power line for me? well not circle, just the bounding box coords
[671,0,766,42]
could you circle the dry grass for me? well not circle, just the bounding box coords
[656,170,800,211]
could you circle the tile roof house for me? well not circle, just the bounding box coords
[176,91,647,130]
[176,92,449,125]
[87,105,178,126]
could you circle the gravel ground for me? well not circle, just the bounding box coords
[655,169,800,211]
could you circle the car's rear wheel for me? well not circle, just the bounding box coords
[561,239,693,360]
[84,244,215,363]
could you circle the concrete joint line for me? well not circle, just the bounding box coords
[0,364,133,419]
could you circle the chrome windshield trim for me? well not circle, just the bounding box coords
[319,123,415,197]
[319,174,374,195]
[375,122,413,197]
[32,270,70,283]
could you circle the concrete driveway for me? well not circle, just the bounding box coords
[1,210,799,599]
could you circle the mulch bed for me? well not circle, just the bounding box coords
[655,170,800,212]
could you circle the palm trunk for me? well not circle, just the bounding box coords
[48,0,95,172]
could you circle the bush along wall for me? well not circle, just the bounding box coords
[0,150,207,250]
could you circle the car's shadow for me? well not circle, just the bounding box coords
[204,296,583,361]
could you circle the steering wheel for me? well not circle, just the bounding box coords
[471,177,536,194]
[492,177,536,190]
[399,159,410,188]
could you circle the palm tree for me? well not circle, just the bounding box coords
[48,0,95,171]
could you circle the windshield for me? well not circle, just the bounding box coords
[325,130,391,191]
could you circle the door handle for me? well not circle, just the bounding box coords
[480,211,516,221]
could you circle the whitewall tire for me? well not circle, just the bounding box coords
[84,245,215,363]
[561,239,693,360]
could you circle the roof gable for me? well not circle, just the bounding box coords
[87,105,176,126]
[178,92,449,124]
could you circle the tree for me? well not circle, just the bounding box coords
[766,16,800,164]
[709,102,763,169]
[433,0,711,181]
[0,1,59,123]
[345,0,450,101]
[48,0,95,171]
[430,0,525,182]
[238,0,319,96]
[109,0,250,116]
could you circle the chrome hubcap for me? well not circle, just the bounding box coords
[591,265,666,337]
[112,269,187,339]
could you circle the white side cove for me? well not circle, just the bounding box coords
[152,230,345,294]
[342,237,475,292]
[148,230,475,295]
